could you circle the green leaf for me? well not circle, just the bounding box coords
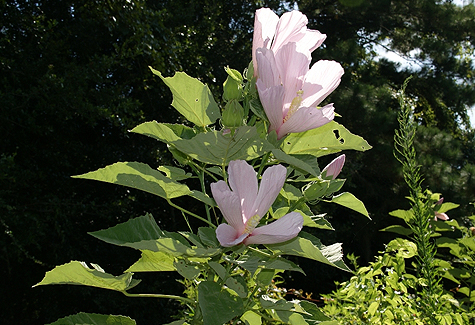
[130,121,196,144]
[281,121,371,157]
[174,259,201,279]
[158,165,192,181]
[300,300,331,322]
[233,253,305,274]
[198,227,220,247]
[89,214,164,246]
[241,311,262,325]
[329,192,370,218]
[150,68,220,127]
[266,232,351,272]
[198,281,244,325]
[89,216,221,257]
[380,225,413,236]
[172,126,273,165]
[367,301,379,316]
[189,190,217,207]
[256,269,275,286]
[46,312,136,325]
[272,149,317,176]
[438,202,460,213]
[34,261,140,292]
[208,261,227,280]
[389,209,414,223]
[386,238,417,258]
[73,162,191,199]
[225,276,248,298]
[125,250,176,272]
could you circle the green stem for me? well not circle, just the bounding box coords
[248,246,272,258]
[191,163,212,224]
[167,199,216,228]
[257,152,271,178]
[122,291,194,304]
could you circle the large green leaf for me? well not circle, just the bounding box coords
[90,216,221,257]
[150,68,220,127]
[130,121,196,145]
[125,250,176,272]
[266,232,351,272]
[172,126,273,165]
[46,312,136,325]
[73,162,191,199]
[329,192,370,218]
[281,121,371,157]
[198,281,244,325]
[34,261,140,292]
[90,214,164,245]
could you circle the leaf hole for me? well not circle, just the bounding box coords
[333,129,340,139]
[339,138,345,144]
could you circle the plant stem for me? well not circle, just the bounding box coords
[167,199,216,228]
[122,291,195,304]
[257,152,271,178]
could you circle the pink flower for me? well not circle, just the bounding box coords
[252,9,343,139]
[211,160,303,247]
[322,154,345,180]
[252,9,326,78]
[255,42,343,139]
[434,212,449,221]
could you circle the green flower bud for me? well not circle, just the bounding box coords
[223,75,243,101]
[222,100,245,128]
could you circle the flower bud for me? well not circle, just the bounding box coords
[322,154,345,180]
[223,71,243,101]
[222,100,245,128]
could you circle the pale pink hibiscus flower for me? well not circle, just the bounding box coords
[322,154,346,180]
[255,42,343,139]
[211,160,303,247]
[252,8,327,78]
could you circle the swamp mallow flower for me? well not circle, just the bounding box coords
[211,160,303,247]
[252,9,344,139]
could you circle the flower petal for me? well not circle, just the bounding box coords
[228,160,258,224]
[274,42,310,109]
[277,103,334,139]
[244,212,303,245]
[301,60,344,108]
[271,11,308,53]
[216,223,248,247]
[252,8,279,77]
[435,212,449,221]
[255,47,280,88]
[256,81,285,133]
[210,180,245,233]
[298,29,327,53]
[322,154,346,180]
[252,164,287,218]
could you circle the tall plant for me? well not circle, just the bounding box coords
[35,8,371,324]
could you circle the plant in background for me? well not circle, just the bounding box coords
[34,8,371,325]
[322,78,474,324]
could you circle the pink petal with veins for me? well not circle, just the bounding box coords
[244,212,303,245]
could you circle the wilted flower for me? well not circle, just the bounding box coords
[252,9,344,139]
[211,160,303,247]
[322,154,345,180]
